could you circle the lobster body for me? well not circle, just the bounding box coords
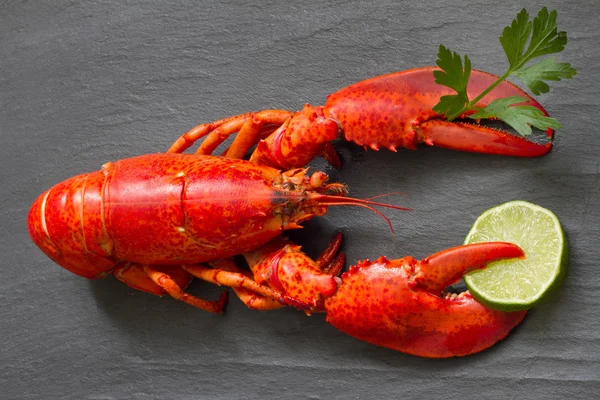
[28,154,339,279]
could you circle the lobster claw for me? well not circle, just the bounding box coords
[324,242,527,358]
[415,68,554,157]
[324,67,554,158]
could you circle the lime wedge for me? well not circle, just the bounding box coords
[464,200,568,311]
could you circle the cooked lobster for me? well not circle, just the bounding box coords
[27,153,405,312]
[27,152,526,357]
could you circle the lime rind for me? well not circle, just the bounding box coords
[464,201,567,312]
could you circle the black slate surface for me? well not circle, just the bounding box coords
[2,1,599,399]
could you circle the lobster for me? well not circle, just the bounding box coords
[168,67,554,169]
[27,152,527,358]
[27,153,407,312]
[27,66,545,357]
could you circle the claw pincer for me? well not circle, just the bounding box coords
[324,242,527,357]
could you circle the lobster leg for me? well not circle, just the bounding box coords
[114,263,228,314]
[222,116,266,159]
[321,252,345,276]
[205,259,282,311]
[184,235,345,311]
[167,110,293,155]
[324,242,528,357]
[313,232,345,276]
[182,263,312,310]
[145,265,228,313]
[168,112,252,154]
[194,117,249,156]
[320,142,343,169]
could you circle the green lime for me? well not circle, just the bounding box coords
[464,200,567,311]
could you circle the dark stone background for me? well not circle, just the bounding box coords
[2,1,598,399]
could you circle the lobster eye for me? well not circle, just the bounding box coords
[283,203,298,215]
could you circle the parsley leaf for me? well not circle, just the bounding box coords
[433,45,472,94]
[470,96,563,136]
[526,8,567,61]
[432,7,576,136]
[512,58,578,95]
[500,7,575,92]
[500,8,532,69]
[432,45,472,120]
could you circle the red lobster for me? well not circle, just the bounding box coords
[169,67,553,168]
[28,66,544,357]
[28,153,407,312]
[28,153,526,358]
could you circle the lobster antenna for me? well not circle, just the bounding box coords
[312,193,410,211]
[363,191,408,201]
[318,201,397,235]
[314,194,410,235]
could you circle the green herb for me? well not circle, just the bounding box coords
[432,7,577,136]
[469,96,562,136]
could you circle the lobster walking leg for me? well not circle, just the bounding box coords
[222,116,266,159]
[167,110,293,155]
[206,259,283,311]
[314,232,345,276]
[144,265,228,313]
[167,112,252,154]
[183,263,312,310]
[114,263,228,314]
[194,117,250,156]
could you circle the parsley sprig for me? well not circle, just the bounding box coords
[432,7,577,136]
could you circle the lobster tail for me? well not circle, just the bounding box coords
[28,171,115,279]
